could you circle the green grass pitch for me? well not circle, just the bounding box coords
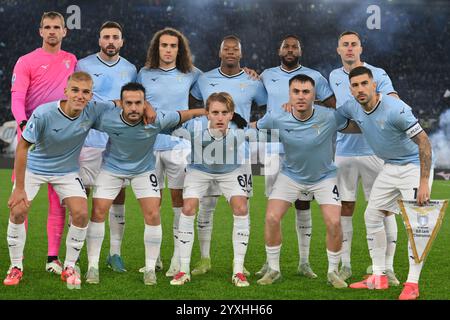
[0,169,449,300]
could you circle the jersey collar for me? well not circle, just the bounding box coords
[280,65,302,74]
[58,100,80,121]
[120,110,142,127]
[291,106,315,122]
[342,62,367,75]
[363,93,383,115]
[96,54,121,67]
[158,66,177,72]
[218,68,244,78]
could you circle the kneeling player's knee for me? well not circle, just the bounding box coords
[10,206,28,224]
[364,207,385,234]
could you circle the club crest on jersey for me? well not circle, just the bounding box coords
[79,120,92,130]
[239,83,248,91]
[63,59,71,69]
[376,119,385,129]
[312,124,322,135]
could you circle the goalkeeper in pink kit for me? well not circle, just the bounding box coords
[10,11,77,274]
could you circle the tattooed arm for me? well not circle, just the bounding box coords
[412,130,432,205]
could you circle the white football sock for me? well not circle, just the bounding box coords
[327,249,341,273]
[64,225,87,268]
[296,209,312,265]
[384,214,397,271]
[232,215,250,274]
[144,224,162,272]
[86,221,105,269]
[340,216,353,269]
[178,213,195,274]
[365,207,386,276]
[171,207,182,267]
[406,241,423,284]
[109,204,125,256]
[7,220,26,270]
[266,244,281,272]
[197,196,217,259]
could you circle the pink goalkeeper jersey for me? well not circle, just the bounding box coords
[11,48,77,123]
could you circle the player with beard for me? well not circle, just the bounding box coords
[76,21,137,273]
[256,35,335,279]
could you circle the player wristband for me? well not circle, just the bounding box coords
[19,120,27,131]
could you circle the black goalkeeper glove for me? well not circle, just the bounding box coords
[231,112,248,129]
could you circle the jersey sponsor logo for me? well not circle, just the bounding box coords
[209,83,219,87]
[151,78,158,81]
[52,128,63,133]
[93,73,102,77]
[41,64,49,69]
[112,132,123,136]
[271,79,280,82]
[400,107,405,114]
[285,128,293,133]
[335,82,342,86]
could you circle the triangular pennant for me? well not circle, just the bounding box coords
[398,199,448,263]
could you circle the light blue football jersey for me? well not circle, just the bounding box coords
[22,100,114,176]
[329,62,397,157]
[261,65,334,115]
[257,105,348,185]
[191,68,267,123]
[136,66,202,151]
[75,54,137,148]
[93,110,181,175]
[173,116,246,174]
[336,94,423,165]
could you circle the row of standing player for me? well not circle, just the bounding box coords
[6,12,432,299]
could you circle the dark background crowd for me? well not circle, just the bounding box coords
[0,0,449,132]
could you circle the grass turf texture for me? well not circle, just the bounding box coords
[0,168,449,300]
